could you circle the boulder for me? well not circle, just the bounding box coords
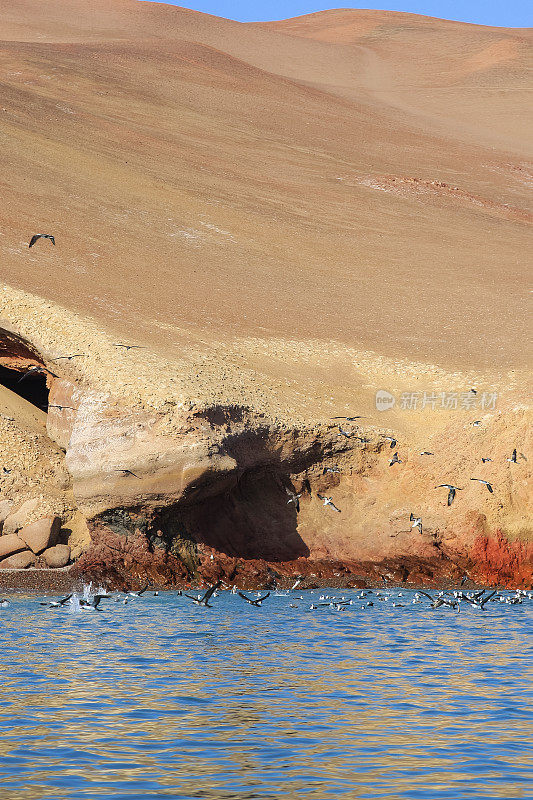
[18,517,61,555]
[0,533,26,560]
[0,500,13,530]
[2,498,39,536]
[0,550,35,569]
[42,544,71,568]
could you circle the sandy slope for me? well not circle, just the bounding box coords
[0,4,531,581]
[0,1,530,380]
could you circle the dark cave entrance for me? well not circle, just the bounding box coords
[0,364,49,412]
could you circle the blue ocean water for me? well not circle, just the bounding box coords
[0,588,531,800]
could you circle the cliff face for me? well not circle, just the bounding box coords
[0,3,531,589]
[0,314,531,589]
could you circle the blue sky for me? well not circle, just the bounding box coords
[140,0,531,27]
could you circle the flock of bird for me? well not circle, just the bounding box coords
[0,577,530,615]
[286,413,527,537]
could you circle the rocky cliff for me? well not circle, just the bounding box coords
[0,3,531,589]
[0,292,530,589]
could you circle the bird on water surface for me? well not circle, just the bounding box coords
[238,591,270,607]
[185,580,222,608]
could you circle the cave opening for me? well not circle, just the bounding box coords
[0,364,49,412]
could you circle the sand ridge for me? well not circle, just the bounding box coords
[0,0,530,419]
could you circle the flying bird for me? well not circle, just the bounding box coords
[331,416,365,421]
[17,365,58,383]
[507,448,526,463]
[114,469,141,479]
[436,484,463,506]
[238,591,270,607]
[79,594,108,611]
[48,404,78,411]
[2,467,11,475]
[323,466,340,474]
[481,457,493,463]
[471,420,482,427]
[338,426,353,438]
[113,343,145,350]
[410,513,423,534]
[29,233,55,248]
[127,584,150,597]
[286,489,301,512]
[317,493,341,512]
[418,590,457,609]
[50,354,88,361]
[461,590,497,609]
[420,451,434,456]
[40,594,72,608]
[184,580,222,608]
[383,436,397,448]
[470,478,493,493]
[389,451,402,466]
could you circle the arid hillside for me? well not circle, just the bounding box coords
[0,2,530,588]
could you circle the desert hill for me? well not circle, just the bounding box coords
[0,2,530,588]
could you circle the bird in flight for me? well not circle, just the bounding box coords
[40,594,72,608]
[238,591,270,607]
[50,354,88,361]
[48,404,78,412]
[389,451,402,466]
[323,466,340,474]
[418,590,458,609]
[470,478,493,493]
[127,584,150,597]
[185,580,222,608]
[113,343,145,350]
[2,467,12,475]
[79,594,108,611]
[471,420,482,427]
[331,416,365,421]
[383,436,397,448]
[114,469,141,479]
[420,451,434,456]
[436,484,463,506]
[18,365,58,383]
[410,513,423,534]
[29,234,55,248]
[286,489,301,512]
[338,426,353,438]
[481,457,493,463]
[317,493,341,512]
[507,448,526,463]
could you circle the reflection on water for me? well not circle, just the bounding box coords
[0,590,531,799]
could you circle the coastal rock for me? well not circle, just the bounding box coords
[42,544,71,568]
[0,500,13,531]
[18,517,61,555]
[0,533,27,560]
[2,498,40,536]
[0,550,35,569]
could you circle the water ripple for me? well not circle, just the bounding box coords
[0,590,531,799]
